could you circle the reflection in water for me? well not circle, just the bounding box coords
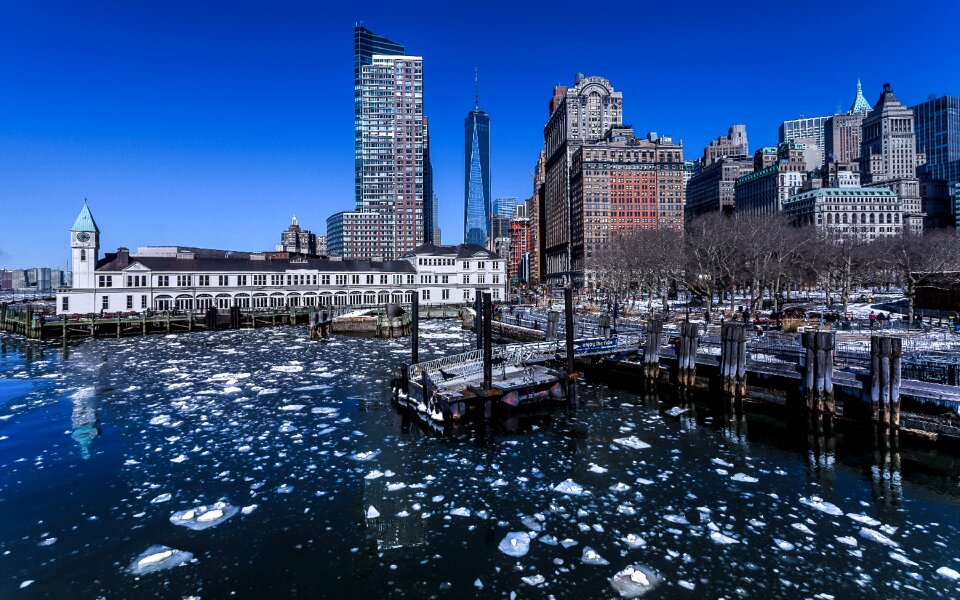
[70,388,100,459]
[872,433,903,507]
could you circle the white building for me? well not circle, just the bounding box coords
[57,204,506,315]
[783,187,904,242]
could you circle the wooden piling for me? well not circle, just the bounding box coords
[720,322,746,396]
[801,330,835,414]
[483,292,493,391]
[643,318,663,381]
[412,294,420,366]
[677,321,699,387]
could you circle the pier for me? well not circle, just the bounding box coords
[0,301,460,341]
[394,297,960,444]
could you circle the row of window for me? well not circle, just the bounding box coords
[107,273,420,288]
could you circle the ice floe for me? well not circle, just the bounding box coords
[169,502,239,530]
[859,527,899,548]
[553,479,588,495]
[498,532,531,557]
[581,546,610,566]
[126,545,194,575]
[613,436,651,450]
[610,564,660,598]
[799,496,843,516]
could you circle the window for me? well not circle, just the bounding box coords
[492,275,500,284]
[102,296,109,310]
[80,249,86,261]
[141,295,147,309]
[462,261,469,269]
[198,275,210,286]
[351,275,360,285]
[441,289,450,300]
[335,275,347,286]
[366,274,374,285]
[219,275,229,286]
[62,296,69,311]
[270,274,282,286]
[406,275,414,285]
[237,275,247,286]
[380,274,387,285]
[157,275,169,287]
[422,289,430,300]
[321,275,331,285]
[441,275,449,284]
[126,295,133,309]
[253,274,266,286]
[98,275,112,287]
[177,275,191,287]
[463,274,470,285]
[478,261,486,269]
[478,274,486,284]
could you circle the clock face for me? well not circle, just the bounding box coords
[76,232,91,243]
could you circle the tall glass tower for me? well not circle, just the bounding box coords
[464,71,491,246]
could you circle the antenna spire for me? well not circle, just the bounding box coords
[474,66,479,111]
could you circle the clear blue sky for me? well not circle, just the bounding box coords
[1,0,958,269]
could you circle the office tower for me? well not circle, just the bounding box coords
[735,142,809,216]
[703,124,749,166]
[913,95,960,227]
[328,26,431,259]
[861,83,924,233]
[685,156,754,221]
[278,215,318,255]
[780,115,829,168]
[825,80,874,166]
[543,73,623,286]
[464,71,491,246]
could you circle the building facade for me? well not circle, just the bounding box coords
[464,102,491,247]
[783,187,904,241]
[569,128,685,288]
[779,115,829,168]
[278,216,319,255]
[913,94,960,228]
[509,203,530,283]
[861,83,924,233]
[684,155,753,221]
[734,143,808,217]
[542,74,623,285]
[703,124,748,167]
[328,26,432,260]
[57,205,505,315]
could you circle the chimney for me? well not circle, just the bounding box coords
[117,247,130,268]
[883,82,892,94]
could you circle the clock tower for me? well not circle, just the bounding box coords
[70,201,100,289]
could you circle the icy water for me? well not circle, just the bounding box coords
[2,322,960,599]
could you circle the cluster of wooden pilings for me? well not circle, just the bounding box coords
[676,321,700,387]
[802,330,836,415]
[643,319,664,380]
[308,310,333,340]
[719,322,747,396]
[871,336,903,428]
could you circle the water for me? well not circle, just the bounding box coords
[2,322,960,598]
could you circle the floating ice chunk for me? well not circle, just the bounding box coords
[774,539,795,551]
[666,407,688,417]
[169,502,239,530]
[711,458,734,468]
[149,415,171,426]
[635,478,655,486]
[241,504,258,515]
[521,574,545,586]
[799,496,843,516]
[937,566,960,580]
[847,513,881,527]
[613,436,651,450]
[560,538,578,548]
[610,482,632,492]
[791,523,815,535]
[609,564,660,598]
[366,506,380,519]
[271,365,303,373]
[553,479,588,496]
[678,580,695,590]
[748,519,766,528]
[618,505,636,516]
[731,473,758,483]
[276,484,293,494]
[280,404,305,411]
[498,532,531,557]
[581,546,609,566]
[621,534,646,549]
[450,507,471,517]
[539,534,558,545]
[365,470,384,480]
[150,493,172,504]
[38,537,57,547]
[222,387,242,394]
[836,536,858,547]
[710,531,740,545]
[126,545,194,575]
[859,527,899,548]
[588,463,608,474]
[664,514,689,525]
[237,445,251,452]
[521,515,542,532]
[170,455,187,463]
[20,580,34,589]
[351,450,382,461]
[889,551,918,566]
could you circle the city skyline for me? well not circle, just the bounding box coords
[2,0,959,268]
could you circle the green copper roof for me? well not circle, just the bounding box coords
[850,79,872,113]
[71,201,100,233]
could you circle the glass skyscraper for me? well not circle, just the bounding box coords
[464,101,491,247]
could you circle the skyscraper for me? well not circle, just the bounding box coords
[824,80,873,166]
[779,115,829,168]
[913,94,959,228]
[542,73,623,286]
[327,26,431,259]
[861,83,924,233]
[464,70,491,247]
[703,125,749,167]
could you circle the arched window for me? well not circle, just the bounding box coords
[886,213,892,224]
[869,213,875,224]
[826,213,833,224]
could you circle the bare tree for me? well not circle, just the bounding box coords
[881,230,960,324]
